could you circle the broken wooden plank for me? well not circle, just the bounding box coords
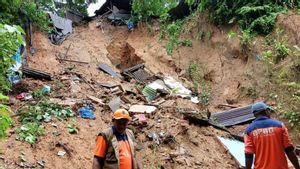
[87,95,104,105]
[22,67,53,80]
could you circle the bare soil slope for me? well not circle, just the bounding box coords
[1,13,299,168]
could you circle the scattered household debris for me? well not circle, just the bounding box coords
[217,104,239,109]
[108,97,121,112]
[110,85,123,95]
[8,46,22,84]
[216,136,249,168]
[42,85,51,94]
[16,92,33,101]
[142,86,157,102]
[37,160,46,168]
[87,95,105,105]
[98,63,121,78]
[66,9,84,23]
[57,57,89,64]
[70,81,81,93]
[79,106,95,119]
[132,114,147,125]
[163,76,199,103]
[22,67,53,80]
[142,79,169,101]
[56,142,72,156]
[97,82,117,88]
[49,13,72,45]
[148,132,160,145]
[57,150,66,157]
[107,7,131,25]
[177,108,209,126]
[209,105,254,127]
[122,64,152,83]
[94,1,132,16]
[129,105,157,114]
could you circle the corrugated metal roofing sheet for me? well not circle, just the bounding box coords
[122,64,152,83]
[209,105,254,127]
[132,69,151,83]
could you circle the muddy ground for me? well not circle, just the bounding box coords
[0,14,299,169]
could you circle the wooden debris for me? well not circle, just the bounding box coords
[87,95,105,105]
[57,58,89,64]
[217,104,238,109]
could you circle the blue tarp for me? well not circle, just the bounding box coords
[7,46,22,84]
[79,106,95,119]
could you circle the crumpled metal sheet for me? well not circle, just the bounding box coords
[210,105,254,127]
[108,97,121,112]
[49,13,72,35]
[98,63,120,78]
[122,64,152,83]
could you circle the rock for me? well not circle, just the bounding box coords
[190,137,199,146]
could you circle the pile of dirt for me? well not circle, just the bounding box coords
[107,41,144,70]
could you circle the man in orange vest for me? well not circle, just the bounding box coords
[92,109,141,169]
[244,102,300,169]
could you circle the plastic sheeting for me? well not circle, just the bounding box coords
[217,136,254,168]
[163,76,199,103]
[8,46,22,84]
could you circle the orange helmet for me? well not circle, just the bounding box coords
[113,109,131,120]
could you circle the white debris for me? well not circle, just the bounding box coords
[129,105,157,114]
[163,76,199,103]
[57,151,66,157]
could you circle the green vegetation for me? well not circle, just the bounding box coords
[0,24,24,139]
[199,0,297,35]
[15,122,45,144]
[161,21,183,55]
[262,50,273,64]
[268,44,300,133]
[187,61,211,105]
[0,0,51,32]
[0,24,24,93]
[239,29,253,53]
[132,0,178,22]
[274,40,291,63]
[227,30,237,39]
[67,120,79,134]
[15,102,75,144]
[0,105,13,139]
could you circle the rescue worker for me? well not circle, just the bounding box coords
[244,102,300,169]
[92,109,141,169]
